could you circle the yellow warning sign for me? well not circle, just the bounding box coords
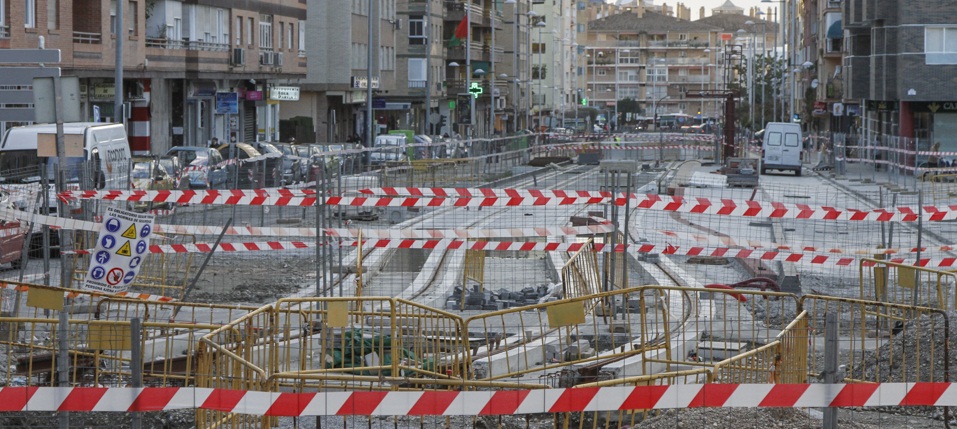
[121,224,138,239]
[116,241,132,257]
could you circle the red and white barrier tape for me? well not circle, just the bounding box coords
[0,383,953,415]
[325,223,614,239]
[653,229,955,256]
[357,187,610,199]
[56,188,957,221]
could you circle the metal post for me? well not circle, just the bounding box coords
[130,317,143,429]
[424,0,432,136]
[57,308,69,429]
[914,189,923,307]
[822,312,839,429]
[467,4,474,137]
[537,24,543,132]
[367,0,375,160]
[115,0,124,124]
[490,0,496,137]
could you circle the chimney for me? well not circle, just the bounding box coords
[699,6,705,20]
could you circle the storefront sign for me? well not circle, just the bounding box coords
[246,90,263,101]
[92,84,115,100]
[865,100,898,112]
[350,76,380,89]
[215,92,239,114]
[269,86,300,101]
[832,102,844,117]
[845,104,860,116]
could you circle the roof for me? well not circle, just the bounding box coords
[713,0,744,12]
[588,11,722,33]
[694,14,778,34]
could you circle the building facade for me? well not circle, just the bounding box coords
[0,0,307,155]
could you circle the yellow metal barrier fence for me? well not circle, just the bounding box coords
[800,294,949,384]
[860,258,957,311]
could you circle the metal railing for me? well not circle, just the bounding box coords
[72,31,102,44]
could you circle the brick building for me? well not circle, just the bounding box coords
[0,0,306,154]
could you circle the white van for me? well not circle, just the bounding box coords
[369,135,409,165]
[0,123,132,189]
[760,122,803,176]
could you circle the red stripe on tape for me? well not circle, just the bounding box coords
[407,391,459,415]
[59,387,108,411]
[0,387,38,411]
[479,390,530,415]
[265,392,317,416]
[759,384,810,407]
[130,387,179,411]
[337,391,389,415]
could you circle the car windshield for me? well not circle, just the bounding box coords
[258,143,280,154]
[174,150,207,165]
[132,163,152,179]
[277,145,294,156]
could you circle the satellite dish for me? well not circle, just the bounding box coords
[811,79,820,89]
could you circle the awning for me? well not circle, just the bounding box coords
[827,20,843,39]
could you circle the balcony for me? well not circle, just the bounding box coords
[446,42,490,62]
[647,40,711,49]
[444,1,487,26]
[73,31,102,44]
[145,38,230,52]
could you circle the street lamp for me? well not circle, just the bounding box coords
[701,48,710,120]
[522,11,538,131]
[741,23,756,133]
[534,19,547,131]
[653,94,669,167]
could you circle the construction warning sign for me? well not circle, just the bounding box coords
[83,207,155,294]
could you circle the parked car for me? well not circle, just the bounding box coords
[156,155,184,189]
[217,143,264,188]
[130,157,175,211]
[244,142,285,187]
[369,135,409,165]
[272,142,305,185]
[294,144,324,182]
[165,146,228,189]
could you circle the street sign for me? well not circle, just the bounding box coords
[0,49,61,64]
[33,76,81,123]
[0,67,61,122]
[83,207,155,295]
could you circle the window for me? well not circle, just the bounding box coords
[47,0,58,30]
[577,23,585,33]
[246,17,254,46]
[532,43,546,54]
[647,67,667,83]
[235,17,242,45]
[287,23,294,49]
[409,15,425,45]
[925,26,957,64]
[298,20,305,54]
[532,65,547,79]
[279,22,285,49]
[129,1,138,35]
[408,58,426,82]
[0,0,6,30]
[218,9,227,43]
[171,18,181,41]
[25,0,35,28]
[597,69,606,76]
[259,14,273,49]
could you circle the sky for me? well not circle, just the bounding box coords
[608,0,780,20]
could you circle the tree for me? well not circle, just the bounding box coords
[616,98,642,123]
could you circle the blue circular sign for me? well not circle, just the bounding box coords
[123,271,137,285]
[105,218,121,233]
[90,266,106,280]
[140,224,151,238]
[136,240,147,255]
[129,256,142,269]
[101,235,116,249]
[95,250,111,265]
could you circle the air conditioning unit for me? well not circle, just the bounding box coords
[232,48,246,66]
[495,97,506,110]
[272,52,283,67]
[260,52,273,66]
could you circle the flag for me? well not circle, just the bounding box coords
[449,16,468,47]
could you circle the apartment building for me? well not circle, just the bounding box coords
[287,0,397,144]
[530,0,576,130]
[0,0,307,154]
[581,8,721,128]
[799,0,847,134]
[842,0,957,149]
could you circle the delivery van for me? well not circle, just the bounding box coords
[760,122,802,176]
[0,123,132,189]
[0,123,132,255]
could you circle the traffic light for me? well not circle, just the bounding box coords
[581,97,588,106]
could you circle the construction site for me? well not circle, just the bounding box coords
[0,134,954,428]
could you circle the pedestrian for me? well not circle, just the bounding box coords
[927,142,941,168]
[210,137,219,148]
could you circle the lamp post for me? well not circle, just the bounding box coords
[740,23,756,134]
[614,48,630,132]
[701,48,710,120]
[535,20,546,131]
[762,0,787,123]
[653,94,669,167]
[522,11,537,131]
